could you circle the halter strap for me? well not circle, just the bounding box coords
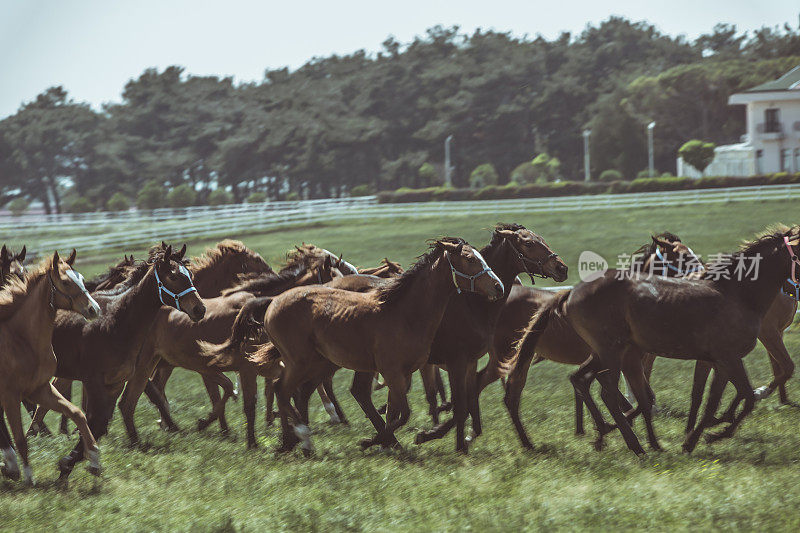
[782,278,800,302]
[654,247,705,276]
[505,239,557,285]
[444,251,492,294]
[154,263,197,312]
[784,236,800,285]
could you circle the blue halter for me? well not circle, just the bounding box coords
[445,251,493,295]
[654,247,704,276]
[154,263,197,312]
[782,278,800,302]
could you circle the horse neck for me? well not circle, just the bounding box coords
[11,273,56,351]
[383,255,457,342]
[104,266,163,339]
[714,245,793,315]
[191,262,233,298]
[481,239,522,295]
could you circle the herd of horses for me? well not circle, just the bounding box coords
[0,221,798,486]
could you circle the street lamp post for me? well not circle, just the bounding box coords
[582,129,591,182]
[647,121,656,178]
[444,135,454,187]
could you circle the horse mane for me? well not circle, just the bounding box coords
[189,240,268,275]
[631,231,682,257]
[377,237,466,305]
[220,245,325,296]
[85,257,135,292]
[147,242,190,267]
[92,260,150,297]
[483,222,531,256]
[701,224,797,278]
[0,259,50,322]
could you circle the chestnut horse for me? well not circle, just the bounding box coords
[40,244,206,482]
[0,250,102,484]
[258,237,504,455]
[513,225,800,455]
[121,244,342,449]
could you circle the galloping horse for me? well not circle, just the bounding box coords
[257,237,504,455]
[42,244,205,482]
[0,250,102,484]
[513,225,800,455]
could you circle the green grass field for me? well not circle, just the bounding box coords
[2,198,800,531]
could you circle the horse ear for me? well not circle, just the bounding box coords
[176,244,187,260]
[52,250,60,267]
[0,245,7,260]
[66,248,77,266]
[163,245,173,262]
[651,236,671,249]
[17,245,26,262]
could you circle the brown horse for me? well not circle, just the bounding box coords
[0,250,102,484]
[0,245,26,284]
[485,233,702,450]
[40,244,205,482]
[258,237,504,455]
[513,225,800,455]
[120,244,342,449]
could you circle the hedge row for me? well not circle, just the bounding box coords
[376,173,800,203]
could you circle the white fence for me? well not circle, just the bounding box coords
[3,184,797,255]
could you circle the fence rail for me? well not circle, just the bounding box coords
[3,184,797,254]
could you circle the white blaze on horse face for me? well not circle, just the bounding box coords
[67,269,101,316]
[2,447,19,476]
[471,247,503,289]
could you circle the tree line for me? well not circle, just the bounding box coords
[1,18,800,213]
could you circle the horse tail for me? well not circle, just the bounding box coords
[505,289,570,375]
[200,297,272,369]
[247,342,284,379]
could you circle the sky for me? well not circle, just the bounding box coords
[1,0,798,118]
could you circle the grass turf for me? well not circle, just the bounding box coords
[1,197,799,531]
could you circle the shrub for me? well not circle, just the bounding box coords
[166,184,197,208]
[207,188,233,206]
[105,192,130,212]
[469,164,499,189]
[509,162,538,185]
[65,196,93,213]
[6,197,29,217]
[137,180,166,210]
[350,184,373,197]
[598,169,624,182]
[285,191,300,201]
[679,139,716,174]
[418,163,439,187]
[637,168,661,180]
[246,191,268,203]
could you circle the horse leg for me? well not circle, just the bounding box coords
[502,345,539,449]
[594,352,646,456]
[264,378,277,428]
[706,358,756,443]
[118,352,161,444]
[434,366,452,415]
[350,371,397,449]
[56,378,73,434]
[682,366,728,453]
[274,368,311,455]
[295,381,316,425]
[0,408,21,481]
[569,358,616,450]
[685,360,712,435]
[375,374,411,449]
[465,360,481,442]
[318,372,347,424]
[2,398,31,484]
[756,332,795,404]
[143,380,180,432]
[197,376,227,434]
[239,364,258,448]
[621,353,660,451]
[28,382,101,476]
[419,364,441,425]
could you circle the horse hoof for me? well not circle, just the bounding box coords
[197,418,211,431]
[1,465,20,481]
[359,438,375,450]
[87,465,103,477]
[414,431,431,445]
[377,405,387,415]
[753,386,773,400]
[593,439,605,452]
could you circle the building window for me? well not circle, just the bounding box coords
[781,149,789,171]
[764,108,780,132]
[756,149,763,174]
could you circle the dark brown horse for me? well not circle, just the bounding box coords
[0,245,26,284]
[513,225,800,455]
[39,244,206,482]
[258,237,505,455]
[0,250,102,484]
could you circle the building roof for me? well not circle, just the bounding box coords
[746,65,800,92]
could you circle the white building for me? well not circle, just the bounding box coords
[677,65,800,177]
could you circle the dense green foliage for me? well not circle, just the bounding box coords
[136,180,166,210]
[5,197,29,216]
[679,139,717,174]
[207,188,233,206]
[599,169,625,182]
[469,163,499,188]
[3,198,800,530]
[1,20,800,212]
[105,192,130,212]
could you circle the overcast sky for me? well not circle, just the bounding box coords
[1,0,798,118]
